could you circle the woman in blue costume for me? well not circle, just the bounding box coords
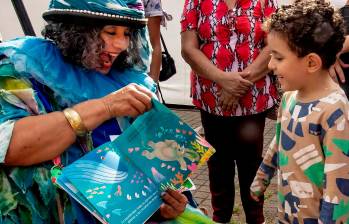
[0,0,188,223]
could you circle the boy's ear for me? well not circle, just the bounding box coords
[305,53,322,73]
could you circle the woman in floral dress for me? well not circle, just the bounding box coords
[181,0,279,223]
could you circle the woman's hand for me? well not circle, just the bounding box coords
[159,189,188,220]
[101,83,153,118]
[216,71,251,111]
[218,89,238,111]
[216,71,253,98]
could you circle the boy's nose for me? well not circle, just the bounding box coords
[268,58,275,71]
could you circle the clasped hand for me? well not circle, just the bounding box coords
[217,71,253,111]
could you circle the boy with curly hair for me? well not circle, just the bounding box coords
[250,0,349,223]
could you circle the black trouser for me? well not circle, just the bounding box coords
[200,110,266,224]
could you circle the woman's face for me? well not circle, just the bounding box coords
[97,25,131,74]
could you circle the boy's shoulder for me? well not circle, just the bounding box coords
[317,89,349,120]
[282,89,348,108]
[318,88,348,109]
[281,89,349,119]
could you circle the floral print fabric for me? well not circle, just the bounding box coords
[143,0,163,17]
[181,0,279,116]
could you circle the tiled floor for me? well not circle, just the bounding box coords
[172,108,278,224]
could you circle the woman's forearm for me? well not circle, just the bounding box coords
[5,99,110,166]
[181,31,225,82]
[243,46,271,83]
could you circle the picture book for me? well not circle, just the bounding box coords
[55,99,215,224]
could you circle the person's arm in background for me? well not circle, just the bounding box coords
[329,35,349,83]
[180,0,252,105]
[242,45,271,83]
[244,0,278,82]
[343,35,349,53]
[181,31,253,99]
[147,16,162,82]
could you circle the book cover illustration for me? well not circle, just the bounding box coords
[56,100,215,224]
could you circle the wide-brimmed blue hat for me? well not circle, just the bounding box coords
[42,0,147,28]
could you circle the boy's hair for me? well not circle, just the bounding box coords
[42,22,144,71]
[265,0,345,69]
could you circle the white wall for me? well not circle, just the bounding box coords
[159,0,192,105]
[0,0,48,40]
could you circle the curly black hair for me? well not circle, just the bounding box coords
[42,22,144,71]
[265,0,345,68]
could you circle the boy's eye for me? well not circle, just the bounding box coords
[105,31,116,35]
[271,54,283,61]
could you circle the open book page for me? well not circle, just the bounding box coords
[56,99,215,224]
[57,140,162,224]
[114,100,215,191]
[56,175,107,223]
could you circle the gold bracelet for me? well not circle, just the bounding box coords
[63,108,88,137]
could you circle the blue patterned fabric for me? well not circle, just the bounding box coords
[48,0,145,17]
[0,37,156,223]
[0,37,155,106]
[0,36,156,165]
[42,0,148,29]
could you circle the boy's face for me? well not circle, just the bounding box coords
[267,32,308,92]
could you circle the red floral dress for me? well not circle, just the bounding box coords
[181,0,279,116]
